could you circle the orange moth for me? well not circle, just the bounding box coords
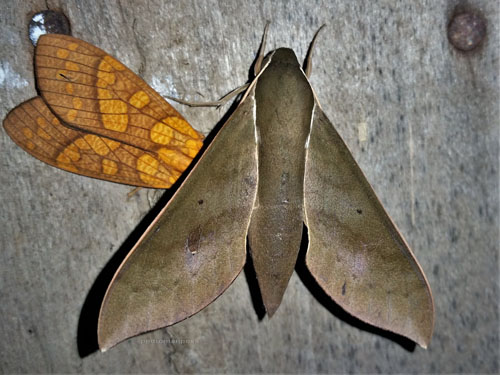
[4,34,203,188]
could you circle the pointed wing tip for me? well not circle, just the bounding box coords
[415,335,431,349]
[97,333,111,353]
[413,308,435,349]
[97,333,121,353]
[97,315,119,353]
[401,325,433,349]
[417,331,433,350]
[98,335,121,352]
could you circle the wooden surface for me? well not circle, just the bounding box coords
[1,0,498,373]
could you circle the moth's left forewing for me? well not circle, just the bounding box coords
[303,100,434,348]
[98,90,259,351]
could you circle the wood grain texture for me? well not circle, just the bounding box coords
[0,0,498,373]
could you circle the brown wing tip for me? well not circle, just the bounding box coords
[97,321,125,352]
[416,322,434,349]
[98,338,115,352]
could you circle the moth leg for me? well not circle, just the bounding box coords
[165,83,250,108]
[254,21,270,76]
[127,186,142,199]
[304,24,326,78]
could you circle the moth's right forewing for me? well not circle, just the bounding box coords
[303,106,434,348]
[98,93,259,351]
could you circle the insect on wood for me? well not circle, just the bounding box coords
[3,25,434,352]
[4,35,203,188]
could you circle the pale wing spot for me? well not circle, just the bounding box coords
[139,173,169,187]
[73,97,83,109]
[157,164,172,176]
[172,139,187,147]
[97,88,113,99]
[150,122,173,145]
[185,139,203,157]
[65,61,80,71]
[52,117,61,126]
[57,154,70,163]
[157,148,191,171]
[96,78,109,88]
[103,138,121,151]
[156,163,176,180]
[155,172,173,184]
[102,114,128,132]
[56,153,78,172]
[37,128,51,140]
[26,141,35,150]
[65,164,78,172]
[102,159,118,175]
[22,127,33,139]
[152,163,172,183]
[74,137,91,150]
[98,60,113,72]
[62,143,81,162]
[83,134,110,156]
[67,109,78,121]
[163,116,202,139]
[103,55,125,71]
[137,154,159,175]
[99,99,127,114]
[57,48,69,59]
[36,117,48,128]
[129,90,150,109]
[68,43,78,51]
[97,71,116,86]
[171,169,181,180]
[65,83,74,94]
[181,147,197,158]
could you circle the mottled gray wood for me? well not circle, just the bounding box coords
[0,0,498,373]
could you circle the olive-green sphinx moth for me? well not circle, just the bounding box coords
[97,26,434,351]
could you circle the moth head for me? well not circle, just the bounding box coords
[266,48,300,67]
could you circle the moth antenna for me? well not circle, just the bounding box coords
[304,24,326,78]
[165,83,249,107]
[254,21,270,76]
